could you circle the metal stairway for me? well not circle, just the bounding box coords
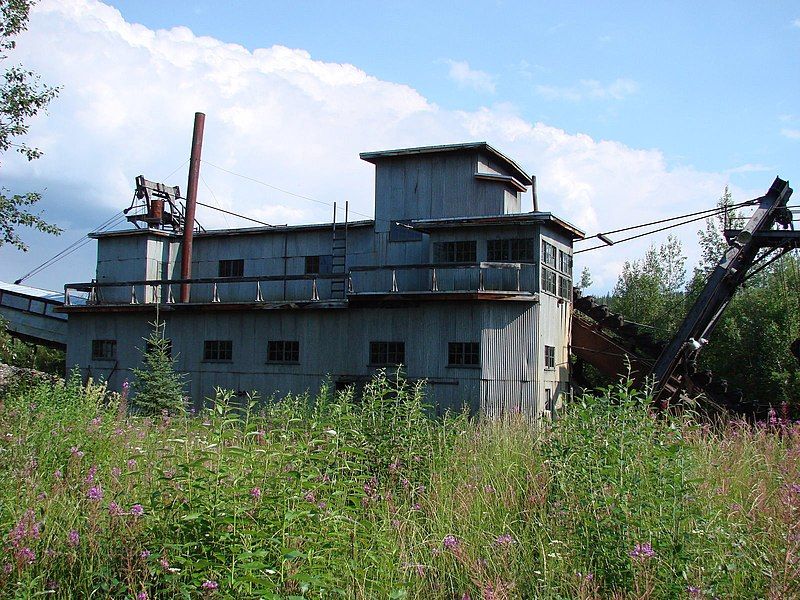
[330,201,349,299]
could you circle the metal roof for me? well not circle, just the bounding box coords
[360,142,532,186]
[0,281,64,302]
[410,212,585,239]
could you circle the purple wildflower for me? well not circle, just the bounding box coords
[303,490,316,503]
[495,533,515,547]
[412,503,422,512]
[159,558,170,569]
[388,458,401,474]
[250,487,262,500]
[137,593,148,600]
[90,416,102,427]
[70,446,85,459]
[67,530,80,547]
[17,547,35,565]
[111,466,121,478]
[687,586,701,596]
[130,504,144,517]
[140,549,151,559]
[85,464,98,484]
[108,502,122,516]
[484,485,496,494]
[127,459,138,470]
[53,469,62,479]
[2,563,11,574]
[630,542,655,559]
[443,534,461,551]
[201,580,219,590]
[87,486,103,501]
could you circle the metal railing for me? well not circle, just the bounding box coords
[64,263,537,306]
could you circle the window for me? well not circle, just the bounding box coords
[369,341,405,366]
[305,255,333,274]
[203,340,232,361]
[541,268,557,295]
[448,342,480,367]
[559,250,573,276]
[433,240,477,263]
[267,340,300,363]
[544,345,556,369]
[91,339,116,361]
[542,240,557,268]
[544,388,553,411]
[487,238,535,262]
[218,259,244,278]
[558,276,572,300]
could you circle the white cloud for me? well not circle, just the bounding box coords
[536,78,639,102]
[1,0,751,294]
[793,19,800,28]
[443,59,496,94]
[725,163,775,174]
[781,128,800,139]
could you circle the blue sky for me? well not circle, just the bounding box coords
[1,0,799,292]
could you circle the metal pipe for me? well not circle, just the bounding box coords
[180,112,206,302]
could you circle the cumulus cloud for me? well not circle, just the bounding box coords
[536,78,639,102]
[443,59,496,93]
[0,0,747,293]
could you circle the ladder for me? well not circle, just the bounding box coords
[331,201,348,299]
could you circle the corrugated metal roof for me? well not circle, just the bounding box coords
[0,281,63,302]
[90,219,375,240]
[410,212,585,239]
[360,142,532,186]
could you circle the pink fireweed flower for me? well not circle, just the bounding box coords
[140,549,151,559]
[67,530,80,547]
[250,487,262,500]
[127,459,138,470]
[87,486,103,501]
[90,416,102,427]
[108,502,122,516]
[443,534,460,551]
[201,580,219,590]
[17,547,35,565]
[85,465,98,484]
[130,504,144,517]
[53,469,62,479]
[388,458,401,474]
[137,592,148,600]
[159,558,170,569]
[495,533,515,547]
[630,542,655,559]
[303,490,316,503]
[687,586,701,596]
[70,446,84,459]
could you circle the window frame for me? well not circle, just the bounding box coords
[447,341,481,368]
[91,339,116,361]
[267,340,300,364]
[544,345,556,369]
[541,240,557,268]
[305,255,333,275]
[218,259,244,278]
[486,238,535,262]
[433,240,477,263]
[541,267,557,295]
[369,341,406,366]
[203,340,233,362]
[558,275,572,300]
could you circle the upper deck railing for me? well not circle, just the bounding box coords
[64,262,538,307]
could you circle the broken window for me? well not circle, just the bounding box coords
[218,259,244,278]
[305,255,333,274]
[369,341,405,366]
[91,339,116,361]
[448,342,480,367]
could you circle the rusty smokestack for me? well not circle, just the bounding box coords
[180,112,205,302]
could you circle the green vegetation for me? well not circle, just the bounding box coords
[1,0,62,250]
[130,321,187,416]
[0,316,65,374]
[1,374,798,599]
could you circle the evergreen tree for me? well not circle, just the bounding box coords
[131,321,186,415]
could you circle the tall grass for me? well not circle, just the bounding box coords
[0,373,798,599]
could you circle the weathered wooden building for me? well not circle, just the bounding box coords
[62,142,583,416]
